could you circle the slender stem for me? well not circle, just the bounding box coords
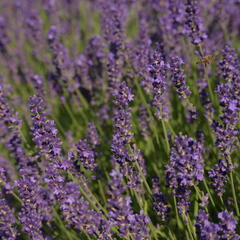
[161,119,170,154]
[182,213,195,240]
[194,185,208,213]
[229,171,239,216]
[173,195,182,230]
[187,214,197,240]
[135,161,152,195]
[53,208,75,240]
[197,44,215,105]
[203,179,215,208]
[226,156,239,216]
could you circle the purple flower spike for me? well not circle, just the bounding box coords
[170,56,191,99]
[165,134,204,214]
[149,50,170,120]
[185,0,207,45]
[76,139,97,171]
[208,159,233,196]
[29,96,62,160]
[196,210,220,240]
[218,211,240,239]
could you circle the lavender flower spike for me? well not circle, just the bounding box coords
[165,134,204,214]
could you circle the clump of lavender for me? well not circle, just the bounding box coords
[185,0,207,45]
[59,182,104,236]
[165,134,204,214]
[196,210,240,239]
[0,193,17,240]
[17,170,50,240]
[107,170,150,240]
[218,44,239,84]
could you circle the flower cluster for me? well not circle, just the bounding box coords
[0,1,240,239]
[196,210,240,239]
[165,134,204,214]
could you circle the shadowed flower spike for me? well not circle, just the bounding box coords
[152,177,170,222]
[87,122,99,148]
[0,82,27,167]
[0,171,17,240]
[25,10,42,44]
[138,105,150,139]
[0,1,240,240]
[0,16,10,54]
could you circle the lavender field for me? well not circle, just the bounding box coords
[0,0,240,239]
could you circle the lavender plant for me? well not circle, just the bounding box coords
[0,0,240,240]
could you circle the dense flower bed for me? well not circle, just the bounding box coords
[0,0,240,239]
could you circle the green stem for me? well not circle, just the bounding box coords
[135,161,152,195]
[197,44,215,106]
[161,119,170,154]
[53,208,75,240]
[226,156,239,216]
[203,179,215,208]
[173,195,182,230]
[230,172,239,216]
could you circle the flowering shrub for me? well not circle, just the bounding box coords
[0,0,240,239]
